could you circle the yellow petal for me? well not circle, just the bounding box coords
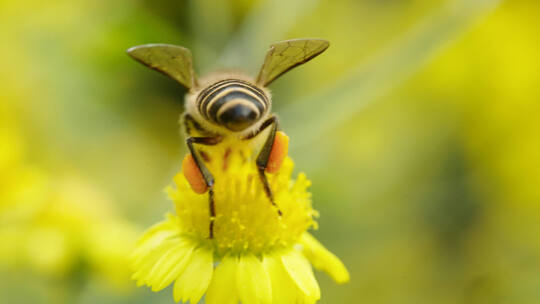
[263,253,296,304]
[151,239,195,291]
[132,239,176,286]
[300,233,350,284]
[173,246,213,303]
[280,249,320,301]
[135,216,176,246]
[295,290,318,304]
[130,217,178,266]
[237,254,272,304]
[206,255,239,304]
[146,242,182,287]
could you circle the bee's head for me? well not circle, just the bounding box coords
[196,78,270,132]
[217,96,260,132]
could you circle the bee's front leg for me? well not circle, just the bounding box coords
[246,115,289,216]
[185,136,223,238]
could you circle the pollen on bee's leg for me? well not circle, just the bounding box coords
[182,153,208,194]
[266,131,289,173]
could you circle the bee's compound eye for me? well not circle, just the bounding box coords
[219,104,258,132]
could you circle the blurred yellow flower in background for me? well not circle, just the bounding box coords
[132,143,348,304]
[1,177,137,283]
[0,168,139,287]
[0,90,139,290]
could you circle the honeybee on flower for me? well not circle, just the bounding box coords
[128,39,349,304]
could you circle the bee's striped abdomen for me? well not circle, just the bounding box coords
[197,79,269,131]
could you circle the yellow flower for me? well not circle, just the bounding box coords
[0,174,139,286]
[131,141,349,303]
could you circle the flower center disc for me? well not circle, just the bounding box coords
[168,142,316,256]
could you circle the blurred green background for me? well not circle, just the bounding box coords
[1,0,539,303]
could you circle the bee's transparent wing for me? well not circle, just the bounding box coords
[256,39,329,86]
[127,44,197,89]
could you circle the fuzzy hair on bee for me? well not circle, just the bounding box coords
[127,38,329,238]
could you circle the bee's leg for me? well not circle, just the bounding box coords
[186,136,223,238]
[247,116,283,216]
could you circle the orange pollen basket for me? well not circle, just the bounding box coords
[182,153,208,194]
[266,131,289,174]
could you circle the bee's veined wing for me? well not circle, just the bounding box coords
[256,39,329,86]
[127,44,197,89]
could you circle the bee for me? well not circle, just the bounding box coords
[127,39,329,238]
